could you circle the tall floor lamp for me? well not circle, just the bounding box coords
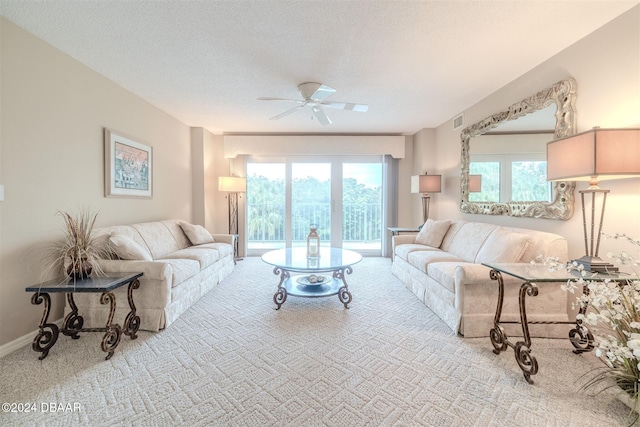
[411,173,442,223]
[547,127,640,273]
[218,176,247,260]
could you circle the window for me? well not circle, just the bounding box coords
[470,154,551,203]
[246,156,384,255]
[469,161,500,202]
[342,163,383,252]
[511,161,551,202]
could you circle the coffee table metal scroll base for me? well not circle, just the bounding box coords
[264,247,361,310]
[272,266,354,310]
[334,267,353,308]
[273,268,290,309]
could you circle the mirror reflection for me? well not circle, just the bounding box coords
[459,79,577,220]
[469,105,556,203]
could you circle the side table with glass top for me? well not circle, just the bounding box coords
[387,227,420,237]
[482,263,596,384]
[484,263,639,384]
[25,272,143,360]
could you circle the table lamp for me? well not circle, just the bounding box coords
[411,173,442,223]
[547,127,640,273]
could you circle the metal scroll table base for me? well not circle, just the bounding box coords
[488,269,594,384]
[29,276,141,361]
[272,267,353,310]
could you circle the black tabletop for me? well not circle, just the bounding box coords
[25,272,143,293]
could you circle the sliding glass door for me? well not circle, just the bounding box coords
[342,162,382,252]
[246,163,285,250]
[246,156,383,255]
[292,162,331,247]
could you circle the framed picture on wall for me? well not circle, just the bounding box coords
[104,128,153,198]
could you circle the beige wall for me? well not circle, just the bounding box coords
[396,136,415,228]
[0,19,194,346]
[204,132,229,234]
[419,6,640,260]
[191,128,228,234]
[406,128,440,225]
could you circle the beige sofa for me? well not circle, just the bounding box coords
[67,219,235,331]
[391,219,570,338]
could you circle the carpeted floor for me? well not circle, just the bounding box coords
[0,257,632,426]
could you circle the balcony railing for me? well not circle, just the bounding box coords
[247,202,382,244]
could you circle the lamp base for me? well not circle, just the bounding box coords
[571,255,619,274]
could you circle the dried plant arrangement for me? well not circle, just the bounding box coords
[39,209,110,283]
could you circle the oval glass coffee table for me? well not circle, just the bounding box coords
[261,247,362,309]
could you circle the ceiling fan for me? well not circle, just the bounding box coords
[258,82,368,125]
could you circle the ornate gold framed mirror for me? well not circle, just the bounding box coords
[460,79,577,220]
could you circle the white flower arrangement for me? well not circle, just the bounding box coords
[561,233,640,416]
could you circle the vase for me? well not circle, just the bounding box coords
[66,258,93,281]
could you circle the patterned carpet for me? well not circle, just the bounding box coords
[0,257,631,426]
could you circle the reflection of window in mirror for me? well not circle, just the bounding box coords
[511,160,551,202]
[469,115,555,204]
[470,154,551,203]
[469,161,499,202]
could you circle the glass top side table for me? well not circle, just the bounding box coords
[483,262,639,384]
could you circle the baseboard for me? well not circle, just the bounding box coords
[0,318,63,358]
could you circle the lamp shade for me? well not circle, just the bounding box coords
[411,174,441,194]
[469,175,482,192]
[547,128,640,183]
[218,176,246,193]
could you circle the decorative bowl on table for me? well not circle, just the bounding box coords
[296,275,328,286]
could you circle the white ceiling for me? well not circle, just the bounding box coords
[0,0,638,135]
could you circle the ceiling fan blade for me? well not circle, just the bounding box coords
[321,101,369,112]
[269,105,305,121]
[257,97,304,103]
[310,84,336,101]
[312,106,332,126]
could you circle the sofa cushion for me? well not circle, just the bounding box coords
[131,222,183,259]
[415,219,451,247]
[395,244,441,261]
[156,259,200,287]
[109,233,153,261]
[446,222,497,262]
[475,228,531,264]
[191,242,234,258]
[407,250,465,274]
[439,220,466,251]
[162,220,193,249]
[160,248,220,269]
[181,223,215,245]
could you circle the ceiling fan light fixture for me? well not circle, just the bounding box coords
[258,82,368,125]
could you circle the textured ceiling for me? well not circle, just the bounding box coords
[0,0,638,135]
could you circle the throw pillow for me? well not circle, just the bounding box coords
[475,228,531,264]
[109,233,153,261]
[181,223,215,245]
[415,219,451,247]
